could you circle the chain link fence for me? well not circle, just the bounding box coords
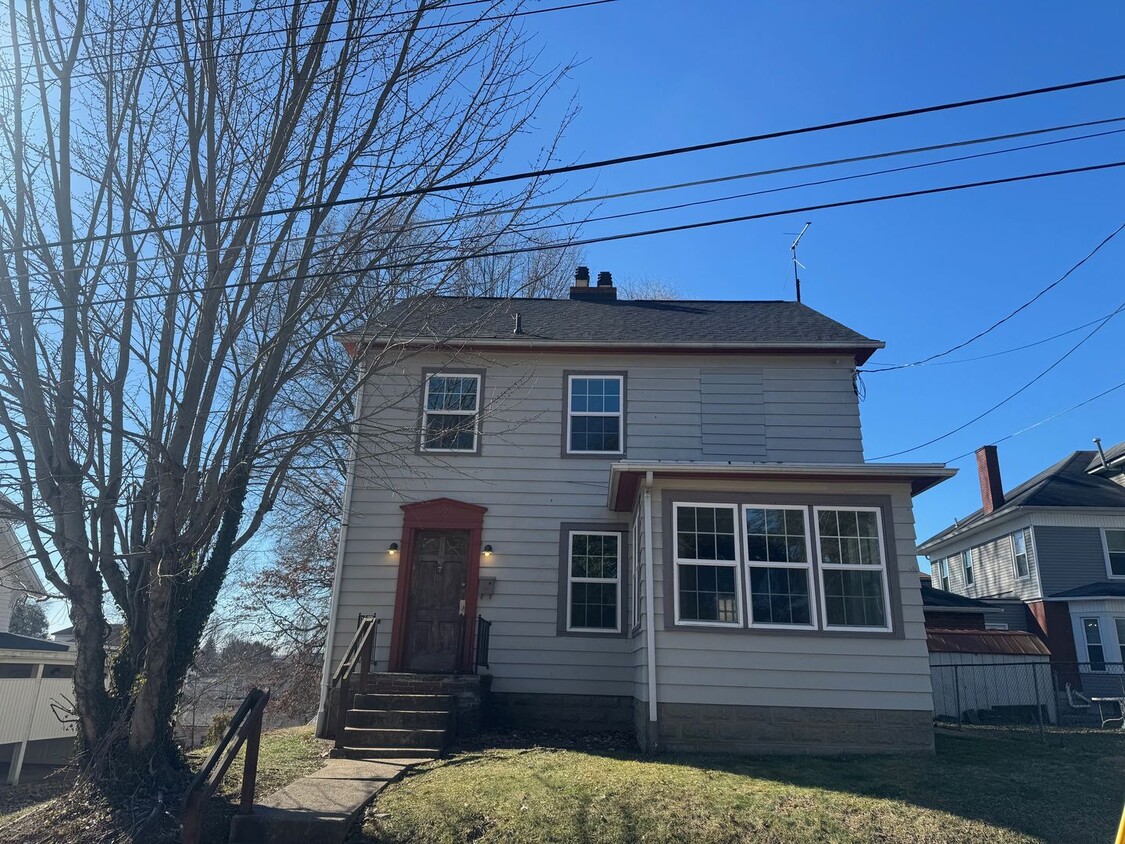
[930,660,1125,738]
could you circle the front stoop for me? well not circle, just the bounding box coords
[227,759,417,844]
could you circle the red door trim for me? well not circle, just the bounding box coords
[390,498,488,673]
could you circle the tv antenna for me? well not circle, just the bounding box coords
[790,221,812,303]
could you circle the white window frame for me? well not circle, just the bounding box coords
[937,558,950,591]
[1010,530,1030,581]
[1102,528,1125,580]
[672,502,742,628]
[631,509,643,631]
[963,547,974,586]
[813,505,893,633]
[566,530,622,634]
[420,372,481,453]
[565,374,625,455]
[742,504,816,630]
[1081,616,1107,672]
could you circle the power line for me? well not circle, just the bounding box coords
[870,296,1125,461]
[5,71,1125,258]
[1,0,620,89]
[945,378,1125,463]
[5,116,1121,286]
[5,158,1125,320]
[865,220,1125,372]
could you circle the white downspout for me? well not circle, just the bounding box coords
[643,471,659,747]
[315,363,366,735]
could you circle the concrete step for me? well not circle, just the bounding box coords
[342,726,448,748]
[346,707,452,730]
[353,692,454,712]
[332,746,442,761]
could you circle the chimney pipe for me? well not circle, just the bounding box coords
[597,271,613,288]
[574,266,590,288]
[975,445,1005,515]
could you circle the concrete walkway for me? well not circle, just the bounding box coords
[228,757,427,844]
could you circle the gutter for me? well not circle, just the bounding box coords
[315,364,366,737]
[642,471,659,751]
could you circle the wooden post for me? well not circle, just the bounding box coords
[358,617,373,694]
[239,705,264,815]
[334,675,350,750]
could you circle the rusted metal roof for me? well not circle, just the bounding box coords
[926,628,1051,657]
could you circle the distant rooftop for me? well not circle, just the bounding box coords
[920,446,1125,550]
[352,296,884,363]
[0,631,70,652]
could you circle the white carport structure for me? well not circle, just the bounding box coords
[0,634,76,784]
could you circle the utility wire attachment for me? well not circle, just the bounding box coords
[790,222,812,302]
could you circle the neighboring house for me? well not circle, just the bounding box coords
[319,268,955,756]
[0,516,44,634]
[918,441,1125,695]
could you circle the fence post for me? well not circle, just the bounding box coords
[953,664,962,729]
[239,704,264,815]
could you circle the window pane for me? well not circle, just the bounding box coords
[571,582,618,630]
[818,509,882,565]
[749,566,811,625]
[424,414,475,451]
[1107,530,1125,553]
[571,534,618,580]
[569,416,620,452]
[426,375,478,412]
[677,506,737,561]
[679,564,738,623]
[823,570,887,628]
[1083,618,1106,672]
[1083,617,1102,645]
[745,507,807,564]
[1110,550,1125,578]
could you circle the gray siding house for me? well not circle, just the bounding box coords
[918,442,1125,693]
[318,269,953,755]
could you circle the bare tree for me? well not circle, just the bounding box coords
[618,275,682,300]
[0,0,576,809]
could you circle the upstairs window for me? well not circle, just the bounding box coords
[1011,531,1030,580]
[421,373,481,452]
[674,504,740,625]
[566,375,624,454]
[567,532,621,633]
[815,507,890,632]
[937,558,950,591]
[963,548,974,586]
[1105,529,1125,578]
[744,506,814,628]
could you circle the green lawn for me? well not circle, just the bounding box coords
[363,727,1125,844]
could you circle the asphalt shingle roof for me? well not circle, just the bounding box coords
[362,296,883,361]
[1049,581,1125,600]
[920,584,996,610]
[0,631,71,651]
[920,449,1125,548]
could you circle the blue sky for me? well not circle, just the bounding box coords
[525,0,1125,557]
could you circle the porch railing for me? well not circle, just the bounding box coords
[331,613,379,749]
[182,686,270,844]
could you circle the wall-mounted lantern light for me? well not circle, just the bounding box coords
[482,544,493,557]
[388,542,399,555]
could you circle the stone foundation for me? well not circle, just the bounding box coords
[652,702,934,755]
[488,692,633,732]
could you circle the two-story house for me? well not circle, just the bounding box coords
[918,441,1125,688]
[317,268,954,756]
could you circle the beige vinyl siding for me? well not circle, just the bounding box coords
[648,479,933,712]
[332,350,866,699]
[926,519,1041,602]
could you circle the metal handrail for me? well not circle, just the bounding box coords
[182,686,270,844]
[332,614,379,748]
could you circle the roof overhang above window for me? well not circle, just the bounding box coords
[606,461,956,512]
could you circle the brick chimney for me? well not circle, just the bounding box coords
[975,445,1005,514]
[569,267,617,301]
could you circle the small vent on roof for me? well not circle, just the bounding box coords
[513,313,523,335]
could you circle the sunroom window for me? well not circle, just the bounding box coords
[744,506,813,627]
[674,504,740,625]
[815,507,890,631]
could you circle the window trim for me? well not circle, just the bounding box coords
[813,505,893,634]
[1081,616,1107,672]
[962,547,974,586]
[562,371,627,457]
[556,521,629,639]
[672,502,743,628]
[565,530,623,634]
[1102,528,1125,580]
[742,504,817,631]
[418,369,484,455]
[1010,530,1031,581]
[937,557,950,591]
